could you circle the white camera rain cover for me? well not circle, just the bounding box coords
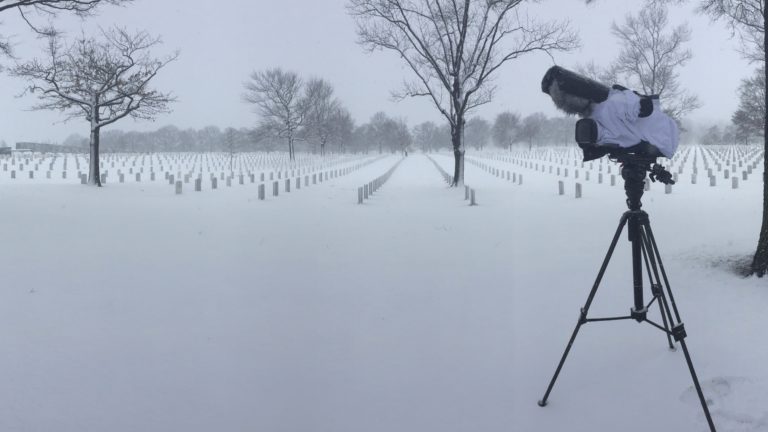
[590,88,679,158]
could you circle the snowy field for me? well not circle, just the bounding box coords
[0,146,765,432]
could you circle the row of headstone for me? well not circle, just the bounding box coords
[358,158,405,204]
[475,144,762,194]
[1,151,382,182]
[425,155,453,184]
[464,157,523,185]
[169,155,385,197]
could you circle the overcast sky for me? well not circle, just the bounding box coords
[0,0,753,145]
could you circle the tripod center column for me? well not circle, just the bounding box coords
[622,162,647,211]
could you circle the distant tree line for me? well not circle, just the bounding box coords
[62,126,256,153]
[48,111,564,154]
[413,113,575,152]
[54,111,580,154]
[59,115,406,155]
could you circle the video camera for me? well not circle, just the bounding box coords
[541,66,679,163]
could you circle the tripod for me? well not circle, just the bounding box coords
[537,156,717,432]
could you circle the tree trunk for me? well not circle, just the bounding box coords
[288,137,295,161]
[88,126,102,186]
[451,119,465,187]
[752,14,768,276]
[88,99,101,187]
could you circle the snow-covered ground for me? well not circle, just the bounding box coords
[0,147,765,432]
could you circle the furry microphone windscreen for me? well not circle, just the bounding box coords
[541,66,610,117]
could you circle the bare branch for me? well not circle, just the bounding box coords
[347,0,578,130]
[699,0,765,63]
[12,26,176,127]
[598,3,700,122]
[0,0,132,58]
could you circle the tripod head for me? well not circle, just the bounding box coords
[609,150,674,211]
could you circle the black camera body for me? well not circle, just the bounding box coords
[574,118,663,161]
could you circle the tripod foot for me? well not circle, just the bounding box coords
[537,400,548,407]
[669,346,678,352]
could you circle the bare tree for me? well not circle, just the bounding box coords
[12,27,177,186]
[364,111,412,154]
[700,125,723,145]
[519,112,547,149]
[492,111,520,150]
[225,127,238,171]
[304,78,341,156]
[0,0,131,58]
[368,111,391,154]
[699,0,768,275]
[733,66,766,140]
[543,116,576,146]
[413,120,444,152]
[392,117,412,154]
[609,3,701,122]
[350,124,374,154]
[465,117,490,150]
[330,106,355,153]
[348,0,577,186]
[243,68,310,161]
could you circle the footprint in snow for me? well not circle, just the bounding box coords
[680,376,768,431]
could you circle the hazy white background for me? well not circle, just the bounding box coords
[0,0,751,145]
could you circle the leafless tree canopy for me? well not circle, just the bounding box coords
[13,27,177,127]
[0,0,131,57]
[575,60,619,85]
[699,0,765,62]
[349,0,577,123]
[733,66,766,137]
[609,3,701,121]
[329,107,355,153]
[464,116,490,149]
[303,78,341,155]
[365,111,411,153]
[492,111,520,149]
[0,0,127,14]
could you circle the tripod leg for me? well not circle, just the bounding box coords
[639,226,675,350]
[538,314,585,407]
[644,220,717,431]
[538,214,629,407]
[656,292,676,350]
[679,337,718,432]
[643,221,682,322]
[641,221,683,346]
